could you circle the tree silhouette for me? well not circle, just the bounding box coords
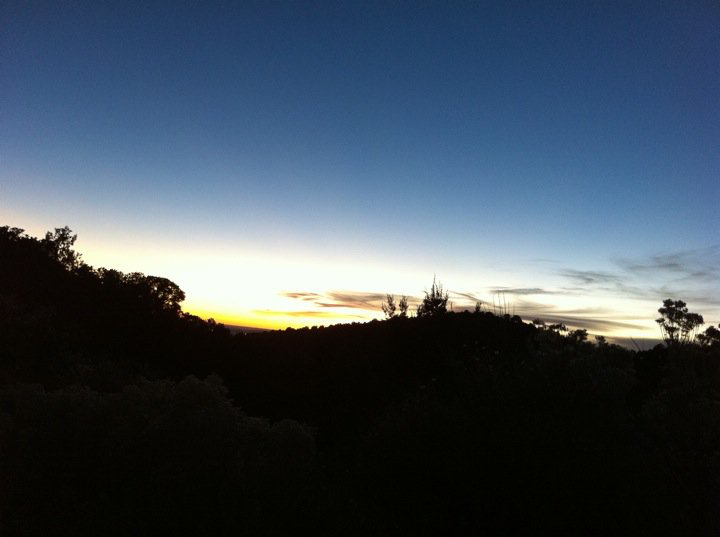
[698,324,720,347]
[42,226,81,270]
[381,294,397,319]
[6,223,720,536]
[139,274,186,313]
[656,299,704,345]
[0,226,25,241]
[398,296,409,318]
[568,329,588,342]
[416,277,448,317]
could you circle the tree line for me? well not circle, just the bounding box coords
[1,225,720,536]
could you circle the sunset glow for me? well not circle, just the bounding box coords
[2,1,718,340]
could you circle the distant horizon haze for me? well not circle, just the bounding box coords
[5,217,717,342]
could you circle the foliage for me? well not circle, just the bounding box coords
[698,324,720,347]
[656,298,704,345]
[3,225,720,535]
[0,377,317,536]
[42,226,82,269]
[398,295,409,317]
[568,328,588,342]
[381,294,396,319]
[416,277,448,317]
[383,294,410,318]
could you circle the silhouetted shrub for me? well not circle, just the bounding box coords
[416,277,448,317]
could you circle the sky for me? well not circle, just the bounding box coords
[2,0,719,339]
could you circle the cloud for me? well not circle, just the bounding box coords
[325,291,388,309]
[526,315,645,332]
[450,290,481,302]
[558,269,623,286]
[556,245,720,312]
[280,292,323,301]
[282,289,412,311]
[273,287,664,335]
[266,289,415,322]
[276,245,720,334]
[547,306,640,320]
[614,246,720,281]
[488,287,553,295]
[502,298,649,332]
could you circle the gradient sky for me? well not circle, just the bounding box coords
[2,1,719,338]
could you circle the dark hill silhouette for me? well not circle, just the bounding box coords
[2,225,720,536]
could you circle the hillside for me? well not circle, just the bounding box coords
[2,225,720,536]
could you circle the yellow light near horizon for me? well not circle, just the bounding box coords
[76,239,414,328]
[8,220,689,338]
[79,238,669,336]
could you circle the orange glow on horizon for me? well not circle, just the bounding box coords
[5,216,715,340]
[184,305,376,331]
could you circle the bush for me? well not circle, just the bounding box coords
[0,376,318,536]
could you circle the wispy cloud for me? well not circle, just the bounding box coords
[281,292,323,301]
[325,291,388,309]
[273,244,720,333]
[559,269,623,286]
[450,290,481,302]
[504,299,648,332]
[556,245,720,311]
[277,287,658,332]
[528,315,645,332]
[488,287,553,295]
[613,246,720,280]
[281,290,409,311]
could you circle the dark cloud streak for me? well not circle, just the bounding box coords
[488,287,552,295]
[559,270,623,285]
[282,290,414,311]
[557,245,720,311]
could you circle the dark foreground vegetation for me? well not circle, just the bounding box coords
[2,226,720,536]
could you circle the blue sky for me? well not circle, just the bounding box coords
[2,1,719,336]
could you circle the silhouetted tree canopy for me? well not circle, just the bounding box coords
[0,376,317,536]
[698,324,720,347]
[42,226,81,269]
[2,225,720,536]
[656,298,704,345]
